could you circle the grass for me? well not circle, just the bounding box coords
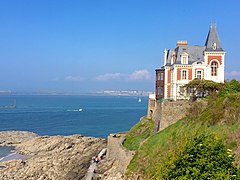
[125,93,240,179]
[122,117,154,151]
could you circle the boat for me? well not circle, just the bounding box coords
[138,98,142,103]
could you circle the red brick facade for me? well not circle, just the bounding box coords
[208,56,222,65]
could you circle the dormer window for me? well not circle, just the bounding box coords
[212,43,217,50]
[181,53,188,64]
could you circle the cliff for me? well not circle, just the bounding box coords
[125,92,240,179]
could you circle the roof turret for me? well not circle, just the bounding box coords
[205,24,223,51]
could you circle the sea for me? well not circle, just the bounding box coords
[0,95,148,138]
[0,95,148,159]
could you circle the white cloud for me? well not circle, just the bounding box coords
[129,69,151,81]
[95,69,151,81]
[226,71,240,79]
[95,73,123,81]
[65,75,85,82]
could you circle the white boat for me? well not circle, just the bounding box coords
[138,98,142,103]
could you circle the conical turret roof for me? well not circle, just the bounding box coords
[205,24,223,51]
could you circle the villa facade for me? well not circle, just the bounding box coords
[155,24,225,100]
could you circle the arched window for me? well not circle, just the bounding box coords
[211,62,217,76]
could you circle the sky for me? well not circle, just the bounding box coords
[0,0,240,93]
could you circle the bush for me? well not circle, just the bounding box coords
[220,80,240,97]
[167,134,240,179]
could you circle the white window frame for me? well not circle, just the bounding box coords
[181,53,189,64]
[181,69,188,80]
[196,70,202,79]
[211,61,218,76]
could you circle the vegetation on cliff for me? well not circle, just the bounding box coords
[125,80,240,179]
[123,117,154,151]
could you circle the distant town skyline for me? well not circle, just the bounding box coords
[0,1,239,93]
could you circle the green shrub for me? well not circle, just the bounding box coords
[220,80,240,97]
[167,134,240,179]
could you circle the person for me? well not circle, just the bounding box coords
[92,156,95,163]
[95,156,99,163]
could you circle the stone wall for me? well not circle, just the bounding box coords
[149,99,190,132]
[159,101,190,130]
[147,94,156,119]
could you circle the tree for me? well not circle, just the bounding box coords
[184,79,223,100]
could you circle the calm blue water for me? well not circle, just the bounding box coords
[0,146,14,159]
[0,95,147,138]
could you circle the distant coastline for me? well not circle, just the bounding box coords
[0,90,152,96]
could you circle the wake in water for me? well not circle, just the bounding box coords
[66,108,83,112]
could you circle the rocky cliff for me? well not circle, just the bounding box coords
[0,131,106,180]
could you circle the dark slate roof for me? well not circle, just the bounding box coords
[205,24,223,51]
[164,24,224,67]
[165,49,174,66]
[174,46,205,65]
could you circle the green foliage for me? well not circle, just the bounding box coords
[123,117,154,151]
[184,79,223,99]
[167,134,240,179]
[186,100,206,120]
[126,84,240,179]
[186,93,240,125]
[220,80,240,97]
[126,120,188,178]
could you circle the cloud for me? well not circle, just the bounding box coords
[95,69,151,81]
[129,69,151,81]
[226,71,240,80]
[95,73,123,81]
[65,75,85,82]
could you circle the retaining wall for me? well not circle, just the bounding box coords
[148,99,190,132]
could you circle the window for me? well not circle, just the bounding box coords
[179,86,185,95]
[181,53,188,64]
[182,57,187,64]
[212,43,217,50]
[157,72,164,80]
[182,70,187,80]
[157,87,163,96]
[196,70,202,79]
[211,62,217,76]
[187,87,194,94]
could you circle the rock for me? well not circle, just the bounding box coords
[0,131,38,146]
[0,131,106,180]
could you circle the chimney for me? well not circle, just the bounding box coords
[176,40,188,47]
[164,48,167,66]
